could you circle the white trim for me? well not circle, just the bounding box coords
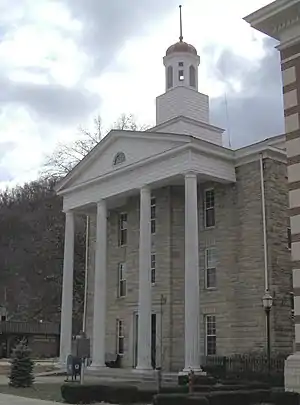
[244,0,300,40]
[56,129,192,193]
[149,114,224,134]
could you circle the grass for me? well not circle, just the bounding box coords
[0,383,63,402]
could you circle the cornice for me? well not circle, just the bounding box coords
[244,0,300,40]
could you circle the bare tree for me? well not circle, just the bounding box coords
[42,113,147,179]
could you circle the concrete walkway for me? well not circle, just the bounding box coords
[0,393,58,404]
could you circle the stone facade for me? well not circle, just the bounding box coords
[85,157,293,372]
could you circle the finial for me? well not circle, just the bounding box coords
[179,5,183,42]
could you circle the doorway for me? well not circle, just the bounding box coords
[133,313,156,369]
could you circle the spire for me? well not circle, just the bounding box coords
[179,5,183,42]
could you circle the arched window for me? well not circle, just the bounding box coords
[189,65,196,87]
[113,152,126,166]
[167,66,173,89]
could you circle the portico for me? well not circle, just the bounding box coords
[57,138,236,371]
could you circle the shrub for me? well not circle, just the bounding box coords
[160,385,189,394]
[153,393,208,405]
[9,339,34,388]
[270,390,300,405]
[61,383,138,404]
[206,389,270,405]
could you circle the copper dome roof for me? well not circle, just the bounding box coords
[166,41,197,56]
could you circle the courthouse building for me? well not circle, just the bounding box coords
[56,11,293,373]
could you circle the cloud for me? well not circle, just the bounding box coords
[0,75,100,126]
[64,0,179,75]
[208,37,284,147]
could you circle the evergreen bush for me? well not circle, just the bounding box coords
[8,339,34,388]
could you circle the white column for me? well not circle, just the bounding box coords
[136,186,152,370]
[92,200,107,368]
[59,211,75,366]
[184,172,201,372]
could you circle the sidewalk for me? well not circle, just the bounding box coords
[0,393,58,404]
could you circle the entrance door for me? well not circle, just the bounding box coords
[133,313,156,369]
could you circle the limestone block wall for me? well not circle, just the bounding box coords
[85,157,293,371]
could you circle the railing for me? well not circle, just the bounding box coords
[0,321,59,335]
[201,354,286,386]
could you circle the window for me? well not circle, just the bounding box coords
[116,319,124,355]
[118,213,127,246]
[206,315,216,355]
[113,152,126,166]
[204,189,215,228]
[151,197,156,234]
[288,227,292,250]
[205,247,216,289]
[151,253,156,285]
[178,62,184,67]
[118,263,126,297]
[167,66,173,89]
[189,65,196,87]
[178,70,184,81]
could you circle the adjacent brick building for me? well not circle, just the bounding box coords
[245,0,300,392]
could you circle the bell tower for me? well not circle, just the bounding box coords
[163,5,200,92]
[154,5,224,146]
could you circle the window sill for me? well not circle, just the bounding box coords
[117,296,126,299]
[205,287,217,291]
[204,226,215,231]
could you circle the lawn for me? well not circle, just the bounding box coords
[0,383,63,402]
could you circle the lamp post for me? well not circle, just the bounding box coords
[262,290,273,375]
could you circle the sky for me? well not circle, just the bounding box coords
[0,0,284,189]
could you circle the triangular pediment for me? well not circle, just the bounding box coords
[56,130,189,193]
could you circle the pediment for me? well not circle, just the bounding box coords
[56,130,188,193]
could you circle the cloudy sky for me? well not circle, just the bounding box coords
[0,0,284,189]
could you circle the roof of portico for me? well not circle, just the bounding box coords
[56,128,286,213]
[244,0,300,40]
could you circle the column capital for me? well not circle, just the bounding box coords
[183,171,197,179]
[63,209,74,216]
[96,199,106,208]
[140,185,151,192]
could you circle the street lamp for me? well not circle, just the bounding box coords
[262,290,273,375]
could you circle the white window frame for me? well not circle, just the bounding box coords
[118,212,127,246]
[205,315,216,356]
[151,197,156,234]
[151,253,156,285]
[204,189,215,229]
[116,319,124,355]
[118,262,126,298]
[205,247,217,289]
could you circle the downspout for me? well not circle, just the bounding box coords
[260,153,269,291]
[82,215,89,333]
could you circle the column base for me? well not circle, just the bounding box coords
[285,352,300,392]
[88,363,107,371]
[133,366,154,373]
[179,368,206,376]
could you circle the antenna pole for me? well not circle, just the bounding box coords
[179,5,183,42]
